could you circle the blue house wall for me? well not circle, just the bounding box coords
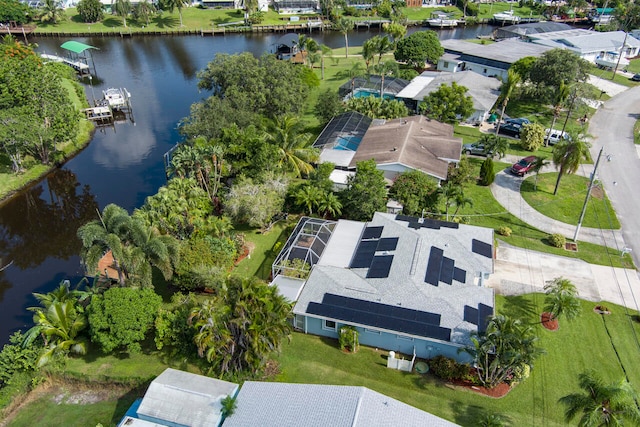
[302,316,471,363]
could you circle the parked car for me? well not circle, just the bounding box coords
[462,142,493,157]
[504,117,531,126]
[544,128,570,145]
[496,122,523,138]
[510,156,537,176]
[631,73,640,82]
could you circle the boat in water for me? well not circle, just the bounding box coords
[425,11,458,28]
[102,87,132,111]
[493,9,521,24]
[595,51,629,69]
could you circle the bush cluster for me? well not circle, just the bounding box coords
[548,233,566,248]
[497,226,512,237]
[428,355,476,383]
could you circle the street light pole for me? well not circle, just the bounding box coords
[574,146,604,242]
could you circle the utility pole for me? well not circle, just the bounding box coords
[612,31,628,80]
[574,147,604,242]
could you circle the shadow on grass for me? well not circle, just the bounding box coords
[151,15,179,29]
[501,294,539,323]
[109,383,150,426]
[102,17,123,28]
[452,402,511,427]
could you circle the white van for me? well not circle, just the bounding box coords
[544,129,570,145]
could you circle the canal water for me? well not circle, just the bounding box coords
[0,25,495,346]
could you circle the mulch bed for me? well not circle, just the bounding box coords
[448,379,512,398]
[541,312,559,331]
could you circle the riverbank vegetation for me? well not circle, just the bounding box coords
[2,13,639,425]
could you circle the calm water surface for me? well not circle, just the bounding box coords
[0,26,495,345]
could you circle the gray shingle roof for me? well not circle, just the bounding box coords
[441,38,553,66]
[293,213,494,345]
[136,368,238,427]
[224,382,460,427]
[527,29,640,54]
[348,115,462,181]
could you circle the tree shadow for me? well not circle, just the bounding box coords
[152,15,179,29]
[501,294,539,323]
[210,10,244,25]
[102,17,124,28]
[109,384,150,426]
[451,402,512,427]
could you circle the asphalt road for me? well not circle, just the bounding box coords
[588,85,640,267]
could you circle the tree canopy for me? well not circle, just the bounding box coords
[77,0,104,22]
[341,160,387,221]
[420,82,474,124]
[394,30,443,68]
[388,170,440,216]
[529,49,590,100]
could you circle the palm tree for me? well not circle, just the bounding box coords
[163,0,188,27]
[362,38,376,73]
[318,191,342,219]
[334,17,354,58]
[305,38,319,68]
[112,0,132,27]
[295,185,322,215]
[264,115,319,178]
[559,370,640,426]
[383,22,406,47]
[134,0,155,26]
[495,69,520,137]
[462,315,543,388]
[319,44,332,80]
[440,182,462,221]
[479,134,509,159]
[24,298,88,367]
[545,81,571,146]
[543,277,581,322]
[531,156,549,191]
[552,136,590,195]
[39,0,64,23]
[452,191,473,218]
[77,204,180,287]
[374,35,393,65]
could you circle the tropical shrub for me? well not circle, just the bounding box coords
[479,157,495,186]
[428,355,474,382]
[497,226,512,237]
[338,325,359,352]
[548,233,566,248]
[520,123,545,151]
[76,0,104,22]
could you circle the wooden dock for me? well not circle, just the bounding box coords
[96,250,120,282]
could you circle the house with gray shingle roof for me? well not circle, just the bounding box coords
[271,212,495,363]
[224,382,460,427]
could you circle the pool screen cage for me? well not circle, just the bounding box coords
[272,217,337,279]
[313,111,372,149]
[338,75,409,98]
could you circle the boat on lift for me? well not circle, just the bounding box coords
[425,11,458,28]
[102,87,132,111]
[493,9,521,24]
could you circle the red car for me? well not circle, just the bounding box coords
[510,156,537,176]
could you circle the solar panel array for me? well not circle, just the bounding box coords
[463,303,493,333]
[472,239,493,259]
[395,214,459,230]
[348,227,398,278]
[424,246,467,286]
[307,293,451,342]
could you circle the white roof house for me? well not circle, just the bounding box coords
[134,368,239,427]
[526,29,640,64]
[224,382,460,427]
[397,70,501,124]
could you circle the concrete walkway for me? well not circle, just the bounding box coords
[490,166,626,248]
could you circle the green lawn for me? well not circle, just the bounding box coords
[275,295,640,426]
[521,173,620,229]
[634,119,640,145]
[11,294,638,427]
[232,220,293,280]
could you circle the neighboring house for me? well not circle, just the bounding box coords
[118,368,239,427]
[396,70,501,123]
[526,29,640,64]
[494,21,572,40]
[338,75,410,100]
[274,33,304,62]
[271,213,495,363]
[225,381,460,427]
[437,38,553,80]
[273,0,319,14]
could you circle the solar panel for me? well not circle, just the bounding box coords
[425,325,451,341]
[472,239,493,258]
[425,247,444,286]
[350,240,378,268]
[463,305,479,325]
[362,226,383,239]
[395,214,415,223]
[440,257,455,285]
[453,267,467,283]
[367,255,393,278]
[376,237,398,252]
[478,303,494,333]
